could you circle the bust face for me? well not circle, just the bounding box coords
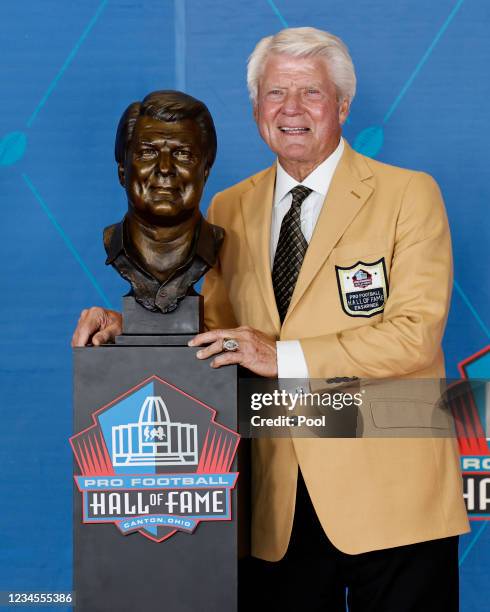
[121,115,209,225]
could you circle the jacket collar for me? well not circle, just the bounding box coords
[239,141,374,331]
[105,214,219,270]
[104,214,223,313]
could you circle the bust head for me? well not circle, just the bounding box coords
[104,91,223,314]
[115,90,217,226]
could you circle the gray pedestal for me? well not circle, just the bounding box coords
[73,297,240,612]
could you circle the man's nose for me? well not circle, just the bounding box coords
[156,150,176,175]
[281,91,303,115]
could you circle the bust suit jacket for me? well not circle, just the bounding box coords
[202,141,469,560]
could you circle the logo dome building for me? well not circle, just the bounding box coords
[112,396,198,467]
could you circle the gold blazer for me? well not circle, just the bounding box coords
[202,141,469,560]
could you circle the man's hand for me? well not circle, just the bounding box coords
[71,307,122,347]
[188,326,278,377]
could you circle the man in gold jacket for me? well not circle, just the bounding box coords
[73,26,468,612]
[188,27,468,612]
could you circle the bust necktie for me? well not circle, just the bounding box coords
[272,185,313,322]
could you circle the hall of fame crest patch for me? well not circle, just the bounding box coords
[335,258,389,317]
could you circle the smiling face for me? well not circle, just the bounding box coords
[253,54,349,181]
[120,116,209,225]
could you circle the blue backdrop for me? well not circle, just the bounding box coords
[1,1,489,610]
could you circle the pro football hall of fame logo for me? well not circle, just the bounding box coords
[70,375,240,542]
[451,346,490,519]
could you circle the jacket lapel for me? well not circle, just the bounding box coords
[239,165,281,333]
[284,144,374,324]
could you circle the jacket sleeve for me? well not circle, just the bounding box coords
[202,196,239,331]
[300,172,453,378]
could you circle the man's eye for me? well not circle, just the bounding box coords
[305,88,321,96]
[174,150,192,162]
[267,89,284,98]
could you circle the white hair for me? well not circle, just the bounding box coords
[247,27,356,105]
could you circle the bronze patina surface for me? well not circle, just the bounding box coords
[104,90,224,313]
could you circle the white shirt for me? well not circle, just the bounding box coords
[274,138,345,378]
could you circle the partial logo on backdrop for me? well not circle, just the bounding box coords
[335,258,389,317]
[451,346,490,519]
[70,376,239,542]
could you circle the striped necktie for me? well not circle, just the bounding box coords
[272,185,313,322]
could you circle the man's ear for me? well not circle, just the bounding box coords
[253,102,259,123]
[117,162,126,188]
[338,99,350,125]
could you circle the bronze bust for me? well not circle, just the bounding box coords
[104,90,224,313]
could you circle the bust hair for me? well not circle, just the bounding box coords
[247,27,356,106]
[114,90,217,169]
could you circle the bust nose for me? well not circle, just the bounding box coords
[156,150,176,176]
